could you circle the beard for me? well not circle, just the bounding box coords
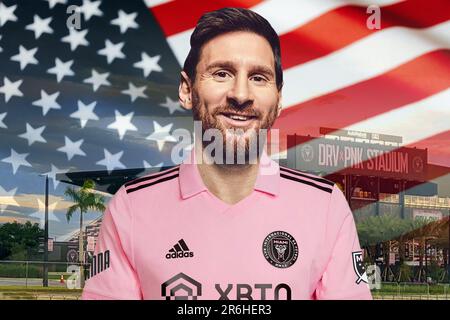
[191,90,278,165]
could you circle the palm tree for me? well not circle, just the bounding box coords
[64,179,105,287]
[356,214,430,281]
[357,214,406,263]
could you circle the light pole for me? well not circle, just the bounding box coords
[39,174,49,287]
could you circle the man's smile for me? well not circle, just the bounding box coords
[217,112,259,128]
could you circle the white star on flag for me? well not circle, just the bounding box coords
[0,112,7,129]
[80,0,103,21]
[47,58,75,82]
[30,199,60,227]
[97,39,125,64]
[1,149,32,174]
[133,52,162,77]
[96,149,126,173]
[111,10,139,34]
[18,123,47,146]
[83,69,111,92]
[32,90,61,116]
[0,3,17,27]
[45,0,67,9]
[61,28,89,51]
[160,96,184,114]
[146,121,177,152]
[10,45,39,70]
[57,137,86,160]
[70,100,99,128]
[142,160,163,169]
[107,110,138,140]
[25,15,53,39]
[121,82,147,102]
[0,77,23,103]
[44,164,68,189]
[0,185,18,213]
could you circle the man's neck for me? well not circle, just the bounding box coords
[195,147,260,205]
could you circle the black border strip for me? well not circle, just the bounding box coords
[126,174,179,194]
[280,173,333,193]
[280,167,334,186]
[125,166,180,188]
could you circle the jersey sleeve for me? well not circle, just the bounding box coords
[81,186,142,300]
[315,185,372,300]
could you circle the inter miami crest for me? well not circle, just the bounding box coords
[352,251,368,284]
[263,231,298,268]
[300,144,314,162]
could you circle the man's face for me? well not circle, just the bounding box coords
[187,31,281,162]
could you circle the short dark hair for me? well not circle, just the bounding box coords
[183,7,283,91]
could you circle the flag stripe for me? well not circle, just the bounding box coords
[282,21,450,108]
[274,49,450,154]
[152,0,404,37]
[143,0,174,8]
[409,131,450,167]
[280,0,450,69]
[250,0,403,35]
[344,89,450,147]
[150,0,264,36]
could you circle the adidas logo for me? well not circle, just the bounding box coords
[166,239,194,259]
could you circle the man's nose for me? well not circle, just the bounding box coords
[227,74,253,108]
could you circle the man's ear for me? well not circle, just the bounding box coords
[276,94,283,117]
[179,71,193,110]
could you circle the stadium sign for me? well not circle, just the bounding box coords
[287,135,427,180]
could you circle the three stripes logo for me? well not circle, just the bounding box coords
[166,239,194,259]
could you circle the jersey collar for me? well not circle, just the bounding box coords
[179,149,280,200]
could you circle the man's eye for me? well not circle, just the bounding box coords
[214,71,230,78]
[252,75,267,82]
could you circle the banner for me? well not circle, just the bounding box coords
[287,135,427,180]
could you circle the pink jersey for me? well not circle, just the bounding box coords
[82,150,372,300]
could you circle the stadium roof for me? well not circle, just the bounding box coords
[56,166,175,195]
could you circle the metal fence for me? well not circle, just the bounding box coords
[1,261,449,300]
[0,260,88,289]
[371,282,449,300]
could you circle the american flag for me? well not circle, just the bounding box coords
[0,0,449,238]
[0,0,192,237]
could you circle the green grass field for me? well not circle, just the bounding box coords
[0,286,82,300]
[48,272,72,280]
[372,283,449,295]
[0,286,82,293]
[0,284,448,300]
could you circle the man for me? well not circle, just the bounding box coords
[82,7,372,300]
